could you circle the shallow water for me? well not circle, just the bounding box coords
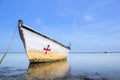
[0,53,120,80]
[68,53,120,80]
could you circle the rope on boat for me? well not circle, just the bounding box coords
[0,26,17,64]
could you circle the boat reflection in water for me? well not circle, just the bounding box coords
[26,60,70,80]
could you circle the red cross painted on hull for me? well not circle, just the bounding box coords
[43,45,51,54]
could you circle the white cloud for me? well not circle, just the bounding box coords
[83,0,112,22]
[35,18,43,26]
[84,15,96,22]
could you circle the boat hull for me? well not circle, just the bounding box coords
[19,24,70,62]
[28,52,67,62]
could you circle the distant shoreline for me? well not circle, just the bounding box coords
[69,51,120,53]
[0,51,120,53]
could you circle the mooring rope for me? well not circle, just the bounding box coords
[0,26,17,64]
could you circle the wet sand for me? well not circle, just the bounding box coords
[0,67,109,80]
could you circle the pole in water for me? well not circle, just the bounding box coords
[0,24,18,64]
[0,52,7,64]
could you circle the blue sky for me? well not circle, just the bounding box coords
[0,0,120,52]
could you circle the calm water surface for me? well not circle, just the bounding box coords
[0,53,120,79]
[68,53,120,79]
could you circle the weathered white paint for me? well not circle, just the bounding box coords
[19,25,70,62]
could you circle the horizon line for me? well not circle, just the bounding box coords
[0,51,120,53]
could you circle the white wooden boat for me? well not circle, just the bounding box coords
[18,20,70,62]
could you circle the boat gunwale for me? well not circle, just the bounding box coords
[19,24,70,50]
